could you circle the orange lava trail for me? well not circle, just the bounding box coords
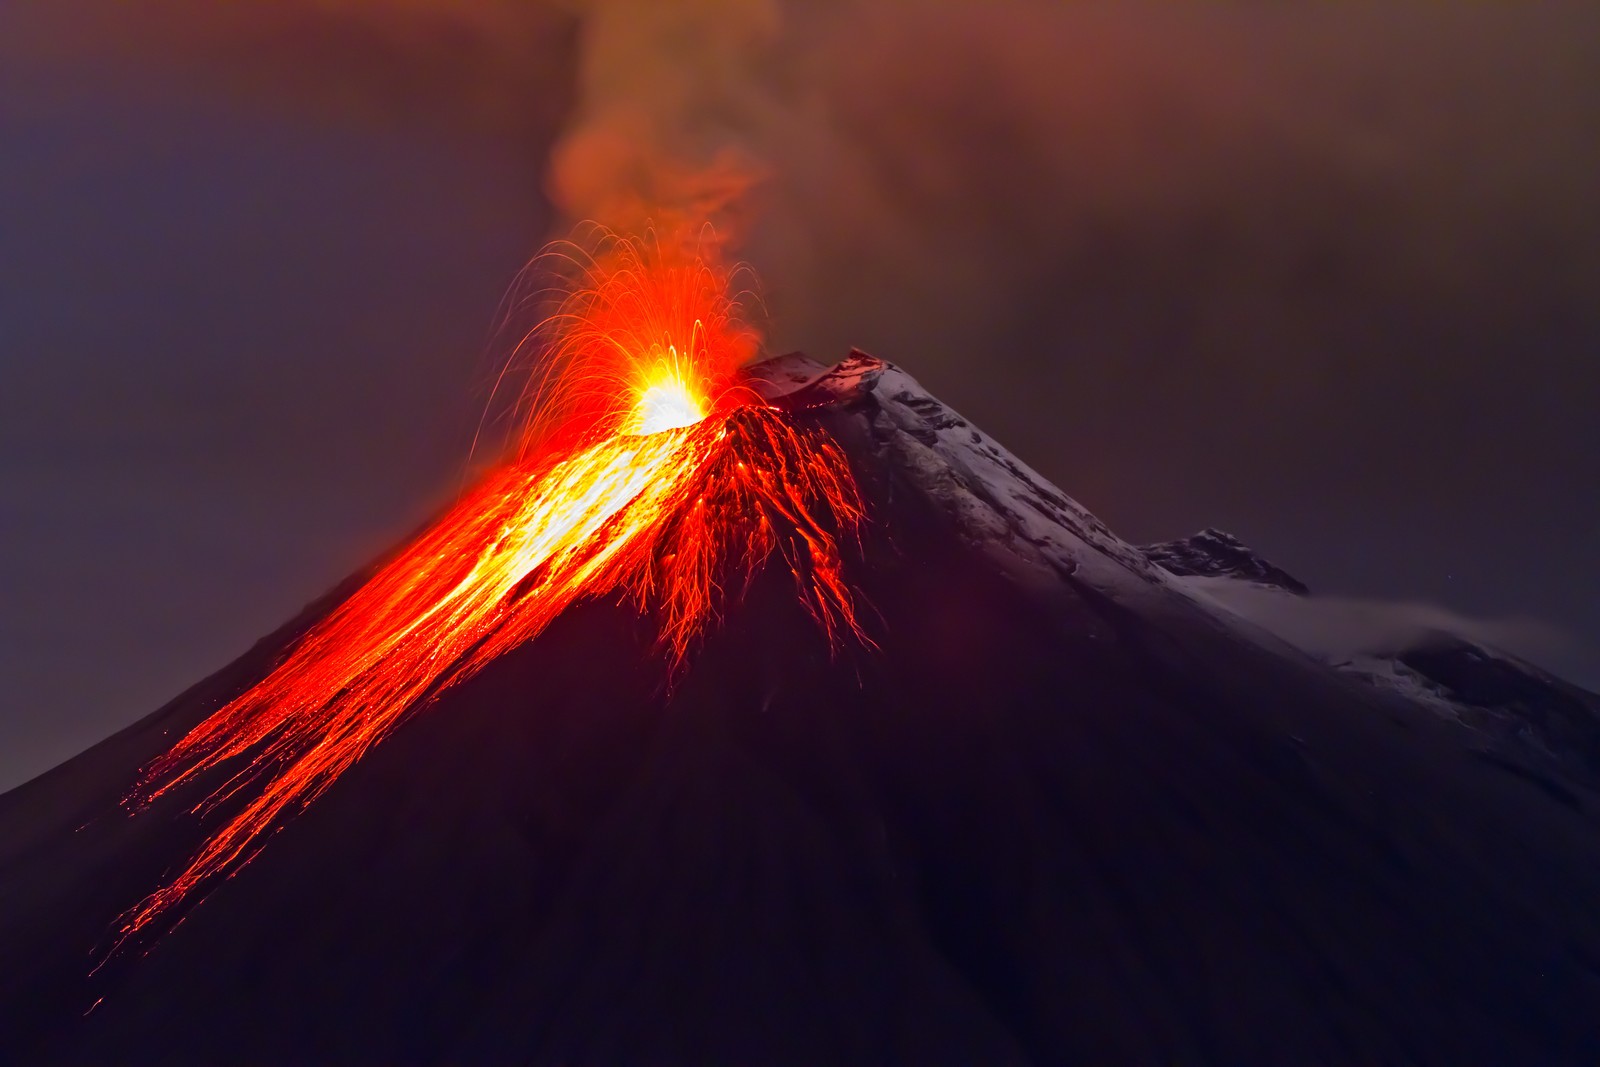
[115,233,865,951]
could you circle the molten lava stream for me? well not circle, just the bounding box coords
[115,234,866,952]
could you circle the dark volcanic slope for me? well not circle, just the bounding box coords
[3,354,1600,1065]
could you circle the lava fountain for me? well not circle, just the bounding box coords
[114,232,866,951]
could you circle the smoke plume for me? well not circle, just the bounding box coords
[545,0,782,241]
[16,3,1598,348]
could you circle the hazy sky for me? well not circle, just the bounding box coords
[3,1,1597,790]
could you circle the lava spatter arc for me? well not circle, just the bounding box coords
[114,233,867,951]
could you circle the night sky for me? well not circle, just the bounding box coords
[3,2,1597,791]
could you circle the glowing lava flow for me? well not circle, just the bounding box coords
[115,234,865,950]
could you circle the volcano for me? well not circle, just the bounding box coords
[4,352,1600,1065]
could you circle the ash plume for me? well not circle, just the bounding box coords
[544,0,782,242]
[33,0,1594,424]
[15,2,1598,331]
[5,0,1597,687]
[6,0,783,239]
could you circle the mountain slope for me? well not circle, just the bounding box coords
[3,353,1599,1064]
[1148,529,1600,795]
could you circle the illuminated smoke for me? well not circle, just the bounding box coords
[547,0,782,241]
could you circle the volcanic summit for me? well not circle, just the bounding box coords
[3,352,1600,1064]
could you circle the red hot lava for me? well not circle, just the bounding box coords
[115,233,866,950]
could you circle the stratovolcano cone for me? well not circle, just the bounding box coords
[4,353,1600,1065]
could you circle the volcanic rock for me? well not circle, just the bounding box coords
[1142,528,1311,595]
[3,353,1599,1064]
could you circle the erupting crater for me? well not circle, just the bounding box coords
[113,233,868,951]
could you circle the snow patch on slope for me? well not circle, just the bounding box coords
[1174,572,1600,785]
[845,354,1160,595]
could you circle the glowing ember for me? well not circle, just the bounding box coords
[114,232,865,951]
[626,353,707,435]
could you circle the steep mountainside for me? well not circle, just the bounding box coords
[3,353,1599,1065]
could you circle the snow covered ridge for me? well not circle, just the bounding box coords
[758,351,1600,791]
[760,350,1162,591]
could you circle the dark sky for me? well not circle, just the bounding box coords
[3,2,1598,791]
